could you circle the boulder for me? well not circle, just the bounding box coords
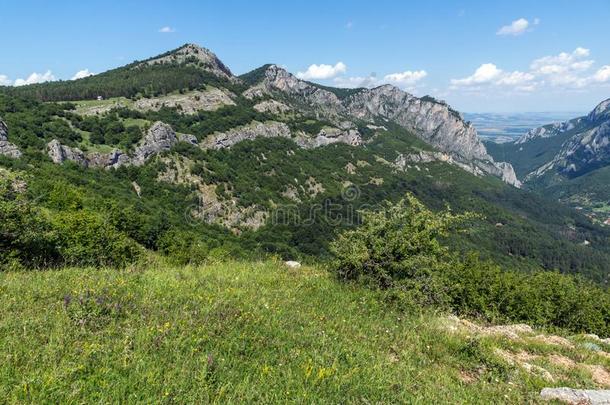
[284,261,301,269]
[540,387,610,404]
[47,139,87,166]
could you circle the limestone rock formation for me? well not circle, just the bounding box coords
[47,139,87,165]
[243,65,520,186]
[140,43,236,82]
[200,121,292,150]
[0,119,22,158]
[132,121,179,166]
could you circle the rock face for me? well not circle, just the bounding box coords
[47,139,87,165]
[200,121,292,150]
[133,88,236,114]
[522,98,610,181]
[295,128,362,149]
[244,65,520,187]
[47,121,184,168]
[132,122,179,166]
[199,121,362,151]
[0,119,22,159]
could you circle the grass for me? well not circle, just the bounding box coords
[0,260,607,403]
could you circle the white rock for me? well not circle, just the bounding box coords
[284,261,301,269]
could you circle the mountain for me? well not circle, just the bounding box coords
[1,43,610,282]
[486,98,610,220]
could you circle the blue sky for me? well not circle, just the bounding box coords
[1,0,609,112]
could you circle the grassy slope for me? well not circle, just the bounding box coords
[1,261,608,403]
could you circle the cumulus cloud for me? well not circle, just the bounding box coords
[14,71,56,86]
[296,62,347,80]
[451,63,503,86]
[496,18,530,36]
[333,69,427,91]
[450,47,610,95]
[594,66,610,83]
[451,63,535,92]
[383,70,428,87]
[0,75,11,86]
[158,26,176,33]
[71,69,94,80]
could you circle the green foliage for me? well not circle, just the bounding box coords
[0,170,57,269]
[0,261,607,402]
[2,62,243,102]
[156,229,210,265]
[330,194,610,336]
[330,194,476,301]
[50,209,142,267]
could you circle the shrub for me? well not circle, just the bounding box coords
[330,194,477,306]
[50,210,142,267]
[330,194,610,336]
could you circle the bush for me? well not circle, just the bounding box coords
[157,229,209,265]
[0,169,59,269]
[330,194,476,306]
[50,210,142,267]
[330,194,610,336]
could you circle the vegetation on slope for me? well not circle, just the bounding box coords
[1,260,609,403]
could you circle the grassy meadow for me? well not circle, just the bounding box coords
[1,260,609,403]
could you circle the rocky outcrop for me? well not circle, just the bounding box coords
[47,122,183,169]
[133,88,236,114]
[345,86,489,161]
[47,139,129,169]
[87,150,131,169]
[199,121,362,151]
[200,121,292,150]
[140,43,237,82]
[47,139,87,165]
[295,127,362,149]
[523,99,610,180]
[243,65,520,186]
[253,99,291,115]
[178,133,199,146]
[132,122,179,166]
[0,120,22,159]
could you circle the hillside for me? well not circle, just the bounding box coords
[1,44,610,282]
[486,99,610,222]
[1,260,609,403]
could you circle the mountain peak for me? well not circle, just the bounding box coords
[141,43,235,80]
[588,98,610,122]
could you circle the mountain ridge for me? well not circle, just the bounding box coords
[1,44,520,187]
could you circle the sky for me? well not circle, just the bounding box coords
[0,0,609,113]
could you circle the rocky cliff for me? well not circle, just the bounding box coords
[0,119,22,159]
[243,65,520,187]
[521,98,610,180]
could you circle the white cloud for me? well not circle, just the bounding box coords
[296,62,347,80]
[449,47,610,97]
[594,66,610,82]
[496,18,530,36]
[14,71,56,86]
[158,26,176,33]
[333,69,427,91]
[451,64,535,92]
[451,63,503,86]
[383,70,428,87]
[0,75,11,86]
[333,75,377,88]
[71,69,94,80]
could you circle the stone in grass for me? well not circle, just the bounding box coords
[540,387,610,404]
[284,261,301,269]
